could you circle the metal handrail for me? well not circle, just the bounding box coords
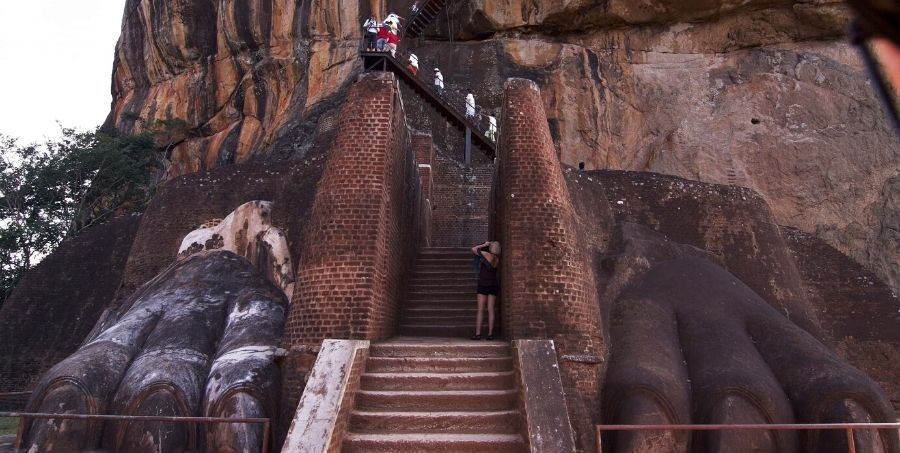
[359,50,498,154]
[595,422,900,453]
[359,13,499,156]
[403,0,449,39]
[2,411,271,452]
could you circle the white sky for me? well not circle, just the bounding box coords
[0,1,127,144]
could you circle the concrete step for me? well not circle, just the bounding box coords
[415,258,473,265]
[415,257,474,266]
[355,389,518,411]
[412,270,475,278]
[399,315,476,325]
[407,283,476,292]
[365,356,513,373]
[404,299,476,306]
[361,371,515,390]
[400,307,475,315]
[369,341,509,358]
[416,249,475,261]
[397,325,475,338]
[349,410,521,434]
[407,276,475,285]
[403,303,475,309]
[407,291,475,300]
[408,279,475,287]
[401,307,478,316]
[418,247,472,254]
[342,432,526,453]
[412,262,473,270]
[401,306,476,313]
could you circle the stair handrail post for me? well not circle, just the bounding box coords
[465,127,472,164]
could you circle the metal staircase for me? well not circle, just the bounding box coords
[404,0,450,39]
[360,50,497,157]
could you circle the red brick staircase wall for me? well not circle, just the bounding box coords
[279,72,427,440]
[431,152,493,247]
[495,78,606,450]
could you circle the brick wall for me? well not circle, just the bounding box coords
[431,150,493,247]
[279,72,423,437]
[115,142,333,311]
[494,78,604,450]
[0,216,141,397]
[412,132,434,247]
[283,71,419,343]
[784,227,900,406]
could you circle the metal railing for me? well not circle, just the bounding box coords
[1,412,271,452]
[360,35,498,140]
[595,422,900,453]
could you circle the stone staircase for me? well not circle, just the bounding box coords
[398,247,477,338]
[342,338,526,452]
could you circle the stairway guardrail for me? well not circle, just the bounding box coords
[361,6,499,158]
[404,0,450,39]
[595,422,900,453]
[360,49,497,155]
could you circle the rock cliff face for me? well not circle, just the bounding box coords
[431,0,899,293]
[107,1,898,289]
[108,0,364,177]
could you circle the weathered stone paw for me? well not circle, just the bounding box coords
[20,201,294,453]
[601,226,898,453]
[20,251,287,452]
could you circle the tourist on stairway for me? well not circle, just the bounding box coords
[471,241,501,341]
[384,13,403,30]
[376,25,389,52]
[487,114,498,142]
[407,53,419,75]
[385,22,400,57]
[465,93,476,118]
[363,15,379,51]
[433,68,444,95]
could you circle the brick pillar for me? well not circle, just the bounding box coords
[412,132,434,246]
[496,78,605,450]
[284,71,409,345]
[412,132,433,202]
[278,72,416,441]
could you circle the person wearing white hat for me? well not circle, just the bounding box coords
[465,93,476,118]
[407,53,419,75]
[487,114,498,142]
[433,68,444,96]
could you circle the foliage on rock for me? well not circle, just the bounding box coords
[0,127,160,306]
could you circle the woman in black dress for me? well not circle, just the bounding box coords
[470,241,500,340]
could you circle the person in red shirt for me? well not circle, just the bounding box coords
[376,25,390,52]
[385,25,400,57]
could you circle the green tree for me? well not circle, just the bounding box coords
[0,127,161,306]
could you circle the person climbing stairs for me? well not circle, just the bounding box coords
[359,49,497,156]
